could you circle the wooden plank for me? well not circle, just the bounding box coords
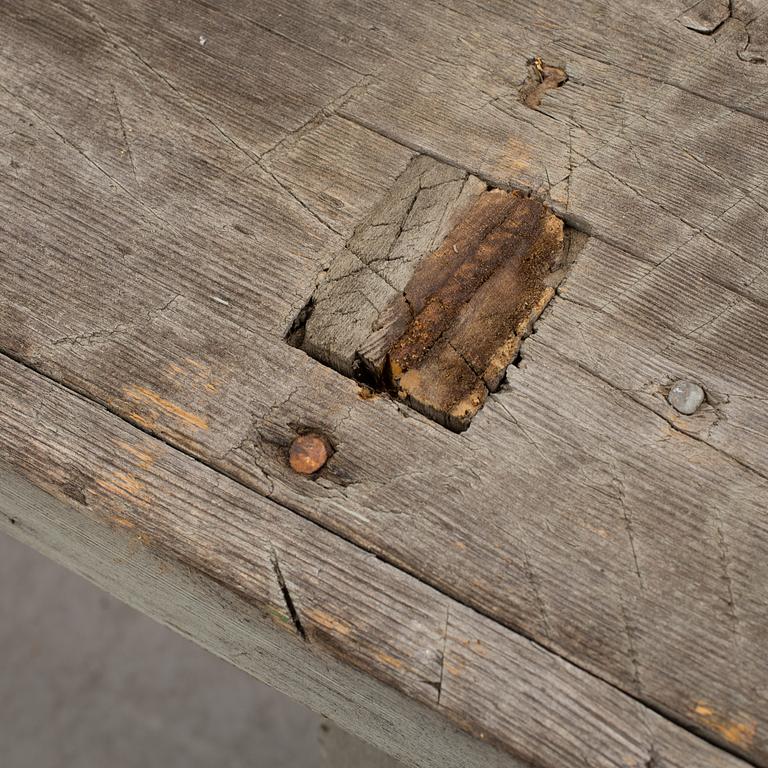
[1,0,768,764]
[0,353,750,768]
[0,443,515,768]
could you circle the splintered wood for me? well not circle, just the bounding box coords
[296,156,569,431]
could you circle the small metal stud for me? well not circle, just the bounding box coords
[667,380,705,415]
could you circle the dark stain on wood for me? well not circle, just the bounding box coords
[519,58,568,109]
[385,191,567,431]
[291,156,574,431]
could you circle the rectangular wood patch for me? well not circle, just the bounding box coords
[291,155,572,431]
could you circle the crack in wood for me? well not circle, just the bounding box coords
[678,0,731,34]
[270,548,307,641]
[436,605,450,707]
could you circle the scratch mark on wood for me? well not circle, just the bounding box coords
[110,83,136,179]
[620,601,643,696]
[712,508,739,633]
[615,477,645,590]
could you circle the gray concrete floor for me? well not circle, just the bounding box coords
[0,531,322,768]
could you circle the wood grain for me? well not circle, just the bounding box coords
[1,0,767,764]
[0,353,750,768]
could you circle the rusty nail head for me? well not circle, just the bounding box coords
[289,433,330,474]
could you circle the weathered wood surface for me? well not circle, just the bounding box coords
[0,354,746,768]
[1,0,768,765]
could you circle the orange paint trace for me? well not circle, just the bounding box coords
[117,440,157,469]
[305,609,352,637]
[96,470,145,500]
[445,662,464,677]
[123,385,209,430]
[693,702,757,749]
[110,516,135,529]
[374,650,404,670]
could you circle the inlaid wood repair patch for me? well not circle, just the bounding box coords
[290,155,574,431]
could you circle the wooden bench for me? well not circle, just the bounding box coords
[2,1,767,766]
